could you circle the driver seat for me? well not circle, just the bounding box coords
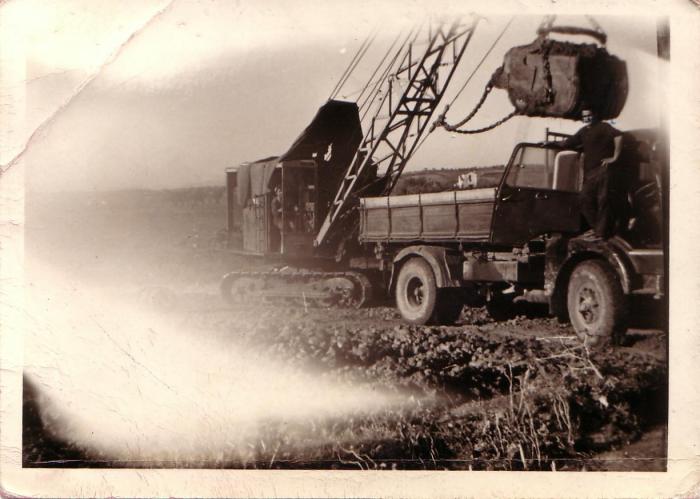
[552,151,583,191]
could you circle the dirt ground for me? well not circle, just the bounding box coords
[22,189,668,470]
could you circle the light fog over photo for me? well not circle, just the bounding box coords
[15,4,662,192]
[3,1,700,497]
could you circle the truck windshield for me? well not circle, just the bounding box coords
[505,146,582,192]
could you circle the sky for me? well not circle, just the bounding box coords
[2,1,667,192]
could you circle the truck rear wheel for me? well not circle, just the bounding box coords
[567,260,627,346]
[395,258,438,325]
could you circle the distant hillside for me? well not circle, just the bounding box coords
[30,186,227,210]
[393,166,504,195]
[30,165,506,209]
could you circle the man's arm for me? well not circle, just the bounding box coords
[601,135,623,166]
[542,128,583,150]
[558,131,583,150]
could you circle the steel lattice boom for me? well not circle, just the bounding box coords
[314,18,479,248]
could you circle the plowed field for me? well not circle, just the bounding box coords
[22,190,668,471]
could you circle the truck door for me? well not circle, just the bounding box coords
[491,145,582,246]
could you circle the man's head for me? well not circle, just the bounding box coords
[581,108,600,124]
[581,109,594,124]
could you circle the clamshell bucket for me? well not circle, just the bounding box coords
[492,37,628,120]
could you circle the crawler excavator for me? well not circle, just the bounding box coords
[222,19,483,308]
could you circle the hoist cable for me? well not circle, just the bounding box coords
[354,30,403,105]
[359,28,417,121]
[328,39,366,100]
[413,17,513,154]
[585,15,606,44]
[537,15,556,35]
[538,15,607,45]
[359,27,417,116]
[329,33,372,100]
[447,16,513,108]
[328,30,374,100]
[585,15,604,34]
[358,38,404,118]
[331,28,378,100]
[334,29,377,99]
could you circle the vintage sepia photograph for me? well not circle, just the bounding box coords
[1,0,699,497]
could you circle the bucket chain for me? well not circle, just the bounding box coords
[433,36,558,135]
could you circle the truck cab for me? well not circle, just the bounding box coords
[491,144,582,245]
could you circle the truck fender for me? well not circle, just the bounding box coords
[549,239,634,318]
[389,245,460,293]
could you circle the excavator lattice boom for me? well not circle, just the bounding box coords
[314,19,479,249]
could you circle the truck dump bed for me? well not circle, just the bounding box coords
[359,188,496,242]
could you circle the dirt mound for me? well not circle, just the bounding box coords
[170,304,667,470]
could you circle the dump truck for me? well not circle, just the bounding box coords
[357,130,664,344]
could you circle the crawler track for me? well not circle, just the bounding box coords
[220,269,373,308]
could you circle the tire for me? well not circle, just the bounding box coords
[436,289,464,325]
[567,260,628,347]
[395,258,439,325]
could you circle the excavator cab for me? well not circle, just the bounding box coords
[225,99,364,258]
[277,160,318,257]
[225,158,318,257]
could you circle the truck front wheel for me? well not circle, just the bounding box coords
[567,260,627,346]
[395,258,438,325]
